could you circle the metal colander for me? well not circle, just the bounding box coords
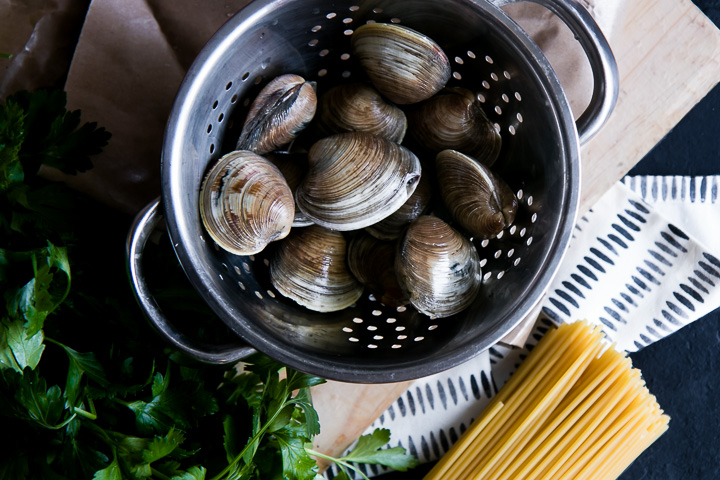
[127,0,618,383]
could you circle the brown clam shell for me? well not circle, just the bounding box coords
[395,215,482,319]
[408,87,502,166]
[436,149,518,239]
[347,232,408,307]
[351,23,451,105]
[236,74,317,154]
[296,132,422,231]
[315,83,407,143]
[199,150,294,256]
[269,225,363,312]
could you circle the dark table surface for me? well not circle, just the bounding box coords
[383,1,720,478]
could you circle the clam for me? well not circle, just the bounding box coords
[270,225,363,312]
[351,23,451,105]
[365,171,433,241]
[347,232,408,307]
[265,151,313,227]
[396,215,482,319]
[408,87,502,166]
[199,150,294,256]
[435,149,518,239]
[296,132,422,231]
[315,83,407,143]
[236,74,317,154]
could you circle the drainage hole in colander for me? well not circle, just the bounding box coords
[485,55,494,64]
[308,39,319,47]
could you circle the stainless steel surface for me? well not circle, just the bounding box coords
[138,0,618,382]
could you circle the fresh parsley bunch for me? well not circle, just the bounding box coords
[0,89,418,480]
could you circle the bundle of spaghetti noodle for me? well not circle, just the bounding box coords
[424,320,670,480]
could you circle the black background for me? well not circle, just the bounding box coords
[384,0,720,478]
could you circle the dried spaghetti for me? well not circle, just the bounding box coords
[423,321,669,480]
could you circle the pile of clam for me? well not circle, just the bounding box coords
[199,23,519,319]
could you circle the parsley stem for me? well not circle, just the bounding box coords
[305,449,371,480]
[209,396,292,480]
[74,405,97,420]
[0,52,11,58]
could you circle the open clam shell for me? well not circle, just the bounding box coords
[436,149,518,239]
[396,215,482,319]
[347,232,408,307]
[236,74,317,154]
[351,23,451,105]
[296,132,422,231]
[408,87,502,166]
[270,225,363,312]
[315,83,407,143]
[199,150,294,256]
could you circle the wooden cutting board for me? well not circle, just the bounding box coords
[311,0,720,465]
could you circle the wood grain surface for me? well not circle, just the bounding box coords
[311,0,720,464]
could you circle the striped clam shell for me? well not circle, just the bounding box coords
[199,150,294,256]
[396,215,482,319]
[351,23,451,105]
[270,225,363,312]
[296,132,422,231]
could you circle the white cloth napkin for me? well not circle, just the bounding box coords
[325,175,720,478]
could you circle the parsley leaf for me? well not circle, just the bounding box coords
[307,428,419,480]
[1,318,45,371]
[6,89,111,176]
[340,428,419,471]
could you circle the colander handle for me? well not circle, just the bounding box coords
[126,198,256,364]
[497,0,619,144]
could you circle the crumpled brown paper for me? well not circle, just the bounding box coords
[0,0,627,215]
[0,0,89,98]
